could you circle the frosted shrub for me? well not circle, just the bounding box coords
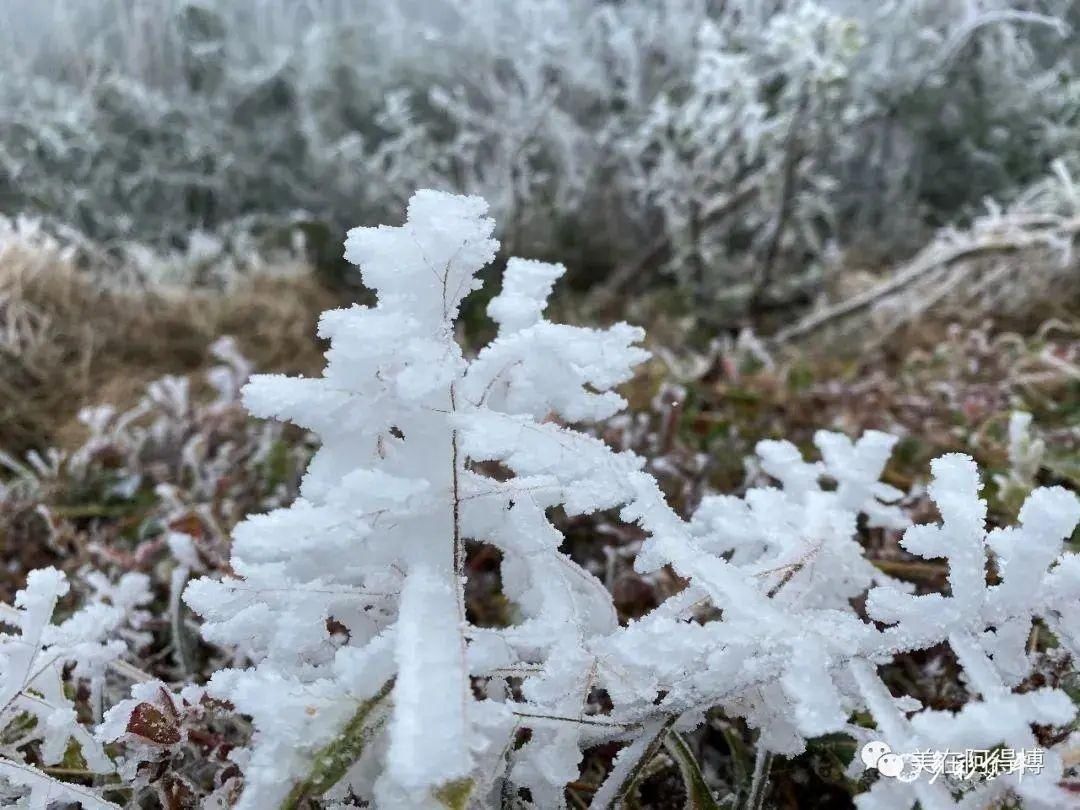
[586,445,1080,809]
[4,0,1078,312]
[177,192,1078,808]
[182,190,649,807]
[0,568,150,808]
[624,2,862,300]
[2,191,1078,807]
[832,0,1078,248]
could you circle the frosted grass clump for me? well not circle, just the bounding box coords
[0,568,150,809]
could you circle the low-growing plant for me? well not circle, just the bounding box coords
[1,192,1078,809]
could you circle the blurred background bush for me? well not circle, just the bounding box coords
[2,0,1078,320]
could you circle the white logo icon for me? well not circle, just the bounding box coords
[861,742,920,782]
[860,741,890,770]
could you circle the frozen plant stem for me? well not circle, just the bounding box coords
[746,747,773,810]
[281,679,394,810]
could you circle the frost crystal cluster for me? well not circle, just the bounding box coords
[0,568,149,809]
[183,190,650,808]
[4,191,1078,809]
[179,192,1080,809]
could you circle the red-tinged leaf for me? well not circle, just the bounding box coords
[126,702,181,745]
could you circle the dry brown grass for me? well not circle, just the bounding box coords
[0,244,338,456]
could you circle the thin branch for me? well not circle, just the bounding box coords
[750,89,808,321]
[772,216,1080,345]
[509,710,639,730]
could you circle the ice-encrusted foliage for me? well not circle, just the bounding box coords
[178,193,1080,808]
[586,447,1080,809]
[183,190,648,808]
[0,567,150,809]
[573,432,912,783]
[3,191,1079,807]
[852,457,1080,810]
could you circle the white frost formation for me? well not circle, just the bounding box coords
[7,190,1072,809]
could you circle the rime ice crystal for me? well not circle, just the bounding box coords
[0,568,149,807]
[8,190,1077,809]
[184,190,649,808]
